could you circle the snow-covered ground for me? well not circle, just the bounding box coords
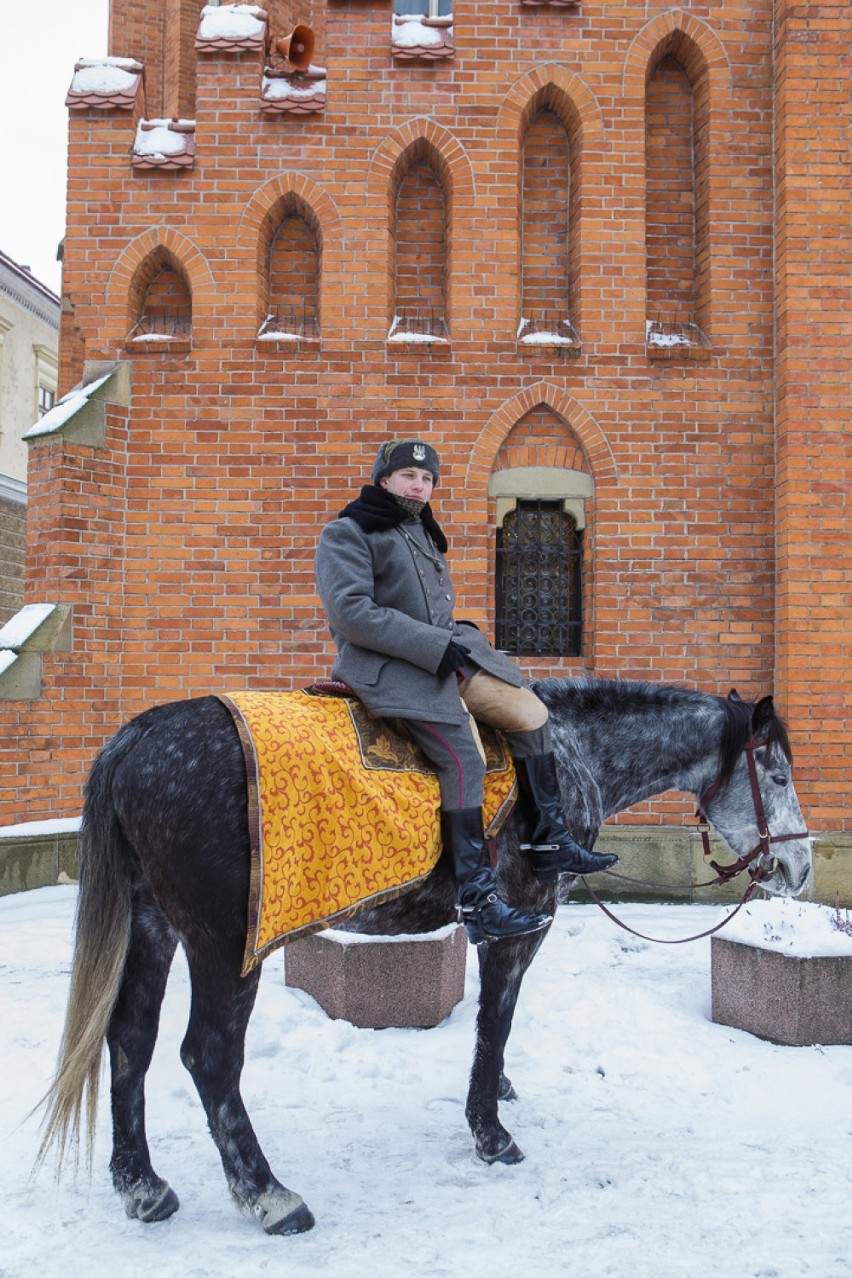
[2,887,850,1278]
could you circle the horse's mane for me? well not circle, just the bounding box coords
[716,692,792,791]
[532,676,792,792]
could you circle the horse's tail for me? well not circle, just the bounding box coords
[35,718,147,1174]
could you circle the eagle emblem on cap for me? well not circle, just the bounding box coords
[413,444,426,461]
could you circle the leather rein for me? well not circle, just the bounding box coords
[582,737,810,946]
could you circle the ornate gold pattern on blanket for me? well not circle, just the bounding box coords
[217,690,517,974]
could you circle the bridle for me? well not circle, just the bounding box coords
[580,736,810,946]
[695,737,809,887]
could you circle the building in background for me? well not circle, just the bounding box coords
[0,1,848,890]
[0,250,60,622]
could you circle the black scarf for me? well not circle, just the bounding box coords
[338,484,448,554]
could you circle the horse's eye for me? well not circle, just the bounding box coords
[771,774,788,787]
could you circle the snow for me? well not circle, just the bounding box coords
[70,63,138,95]
[75,57,142,71]
[23,370,114,439]
[0,602,57,650]
[0,816,81,838]
[392,16,450,48]
[3,887,851,1277]
[723,898,852,958]
[520,331,576,346]
[198,3,266,41]
[133,121,193,158]
[262,75,326,101]
[0,650,17,676]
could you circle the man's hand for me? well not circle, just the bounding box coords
[436,640,470,678]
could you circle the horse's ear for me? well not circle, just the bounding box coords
[751,695,775,737]
[727,688,742,702]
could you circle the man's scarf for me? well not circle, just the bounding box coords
[338,484,448,553]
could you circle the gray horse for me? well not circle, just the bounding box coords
[38,679,811,1235]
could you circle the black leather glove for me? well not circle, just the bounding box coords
[436,639,470,678]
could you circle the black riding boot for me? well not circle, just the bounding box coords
[514,752,619,883]
[441,808,550,946]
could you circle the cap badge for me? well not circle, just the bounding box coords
[413,444,426,461]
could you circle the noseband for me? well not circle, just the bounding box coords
[697,738,809,885]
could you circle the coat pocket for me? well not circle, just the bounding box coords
[339,644,389,687]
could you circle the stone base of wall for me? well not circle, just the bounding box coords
[711,936,852,1046]
[1,827,850,904]
[283,925,468,1029]
[0,827,79,895]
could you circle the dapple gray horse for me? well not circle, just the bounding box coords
[38,679,810,1235]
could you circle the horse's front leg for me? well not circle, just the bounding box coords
[465,926,550,1165]
[181,947,315,1236]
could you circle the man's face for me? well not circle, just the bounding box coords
[381,467,435,501]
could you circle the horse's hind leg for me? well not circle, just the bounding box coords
[180,946,315,1236]
[108,886,180,1222]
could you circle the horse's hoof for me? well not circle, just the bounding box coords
[498,1074,518,1102]
[256,1189,316,1236]
[475,1134,525,1165]
[123,1181,180,1223]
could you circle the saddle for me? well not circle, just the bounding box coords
[216,685,517,974]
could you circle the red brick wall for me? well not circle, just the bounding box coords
[772,0,852,828]
[2,0,848,838]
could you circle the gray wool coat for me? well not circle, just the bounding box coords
[315,515,523,725]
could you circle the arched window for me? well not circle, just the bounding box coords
[644,37,711,349]
[517,87,582,349]
[257,194,322,341]
[127,247,192,340]
[390,141,450,342]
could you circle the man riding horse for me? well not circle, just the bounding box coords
[315,438,617,944]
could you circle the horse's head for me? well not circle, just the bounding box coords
[699,691,812,897]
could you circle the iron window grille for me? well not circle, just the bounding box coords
[495,499,583,657]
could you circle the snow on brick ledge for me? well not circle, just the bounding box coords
[392,15,454,60]
[66,57,143,110]
[711,899,852,1047]
[196,3,267,52]
[132,118,196,170]
[261,69,326,114]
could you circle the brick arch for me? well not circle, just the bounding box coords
[367,118,475,206]
[239,171,342,248]
[496,406,591,478]
[104,227,216,344]
[622,10,733,97]
[466,384,618,496]
[496,65,605,144]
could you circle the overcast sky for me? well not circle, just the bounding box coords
[0,0,109,295]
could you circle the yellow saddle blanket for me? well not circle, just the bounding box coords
[217,689,518,974]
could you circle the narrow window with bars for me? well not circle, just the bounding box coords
[495,499,583,657]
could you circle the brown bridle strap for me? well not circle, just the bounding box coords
[697,738,808,885]
[580,874,763,945]
[581,736,809,943]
